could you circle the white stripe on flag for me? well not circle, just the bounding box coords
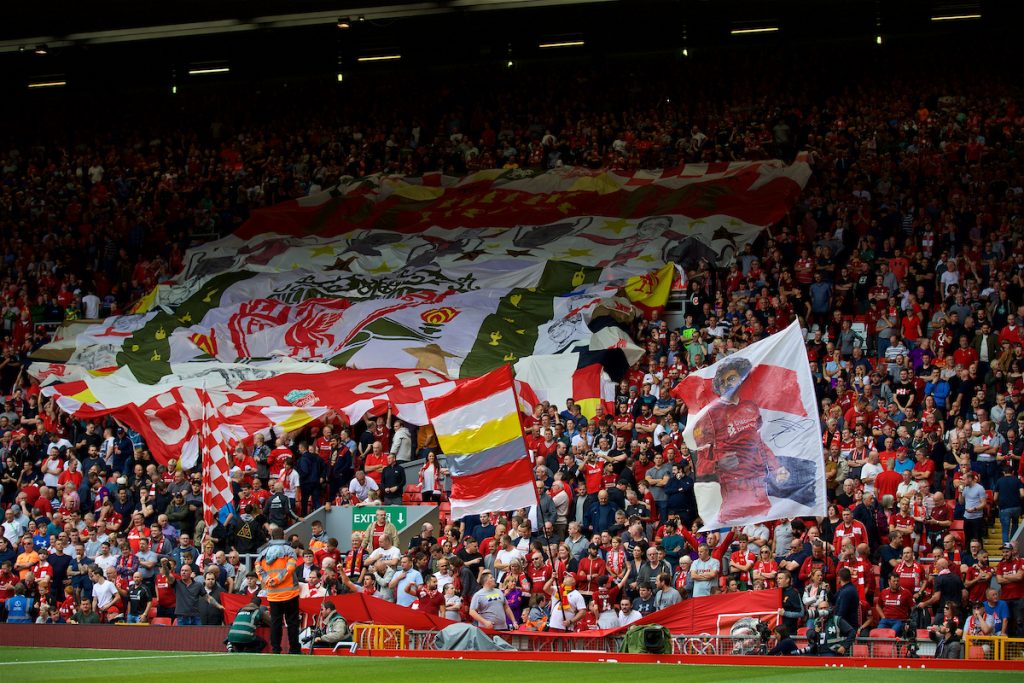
[450,479,539,519]
[430,386,517,437]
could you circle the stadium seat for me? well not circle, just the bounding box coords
[853,643,870,658]
[797,627,808,637]
[869,630,897,658]
[150,617,173,626]
[968,646,987,660]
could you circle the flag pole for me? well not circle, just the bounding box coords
[533,484,570,628]
[513,364,568,629]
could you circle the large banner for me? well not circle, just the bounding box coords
[35,160,812,525]
[672,322,826,530]
[36,159,811,385]
[221,586,779,639]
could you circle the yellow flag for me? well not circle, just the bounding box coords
[624,263,675,310]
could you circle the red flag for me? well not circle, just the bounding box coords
[671,364,805,416]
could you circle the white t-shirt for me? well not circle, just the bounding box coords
[495,547,524,575]
[548,586,586,631]
[82,294,101,319]
[349,476,379,501]
[92,579,118,609]
[366,545,401,566]
[861,462,884,494]
[618,609,642,627]
[94,553,117,573]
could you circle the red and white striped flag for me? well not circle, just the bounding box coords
[200,389,234,532]
[425,366,539,520]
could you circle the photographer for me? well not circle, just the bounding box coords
[309,600,351,648]
[225,598,269,653]
[767,624,799,655]
[796,600,856,656]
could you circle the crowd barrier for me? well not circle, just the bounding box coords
[962,635,1024,661]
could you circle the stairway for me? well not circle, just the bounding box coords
[983,518,1005,557]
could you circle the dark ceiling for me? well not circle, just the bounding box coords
[2,0,1011,94]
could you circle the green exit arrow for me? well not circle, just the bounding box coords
[397,511,405,526]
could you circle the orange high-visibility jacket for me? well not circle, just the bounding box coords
[256,550,299,602]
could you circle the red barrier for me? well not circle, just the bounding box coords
[222,588,781,640]
[0,623,230,652]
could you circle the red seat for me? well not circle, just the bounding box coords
[150,617,173,626]
[869,628,897,639]
[968,645,987,660]
[853,643,870,658]
[873,642,896,658]
[797,627,808,636]
[871,635,897,658]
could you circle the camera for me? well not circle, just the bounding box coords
[903,626,919,659]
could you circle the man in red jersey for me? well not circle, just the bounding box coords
[692,357,790,524]
[996,543,1024,636]
[874,572,914,636]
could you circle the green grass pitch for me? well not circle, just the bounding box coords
[0,647,1015,682]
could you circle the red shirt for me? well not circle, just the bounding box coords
[996,559,1024,600]
[373,425,391,452]
[126,525,150,554]
[890,514,916,547]
[236,455,258,485]
[416,586,444,616]
[965,563,993,603]
[268,447,292,478]
[526,564,552,594]
[363,451,388,485]
[877,587,913,620]
[315,437,334,464]
[576,556,607,594]
[875,470,902,503]
[592,584,619,613]
[32,561,53,583]
[58,595,77,622]
[369,521,388,550]
[895,561,925,594]
[833,521,867,548]
[250,488,271,508]
[727,550,755,583]
[155,573,176,608]
[58,469,84,489]
[912,459,935,480]
[582,462,604,494]
[103,511,124,533]
[753,560,779,589]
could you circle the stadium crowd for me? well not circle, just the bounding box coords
[1,42,1023,657]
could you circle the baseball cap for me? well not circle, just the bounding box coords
[1002,543,1015,550]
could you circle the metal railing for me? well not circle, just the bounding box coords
[963,635,1024,661]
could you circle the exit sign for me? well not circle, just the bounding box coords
[351,506,410,531]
